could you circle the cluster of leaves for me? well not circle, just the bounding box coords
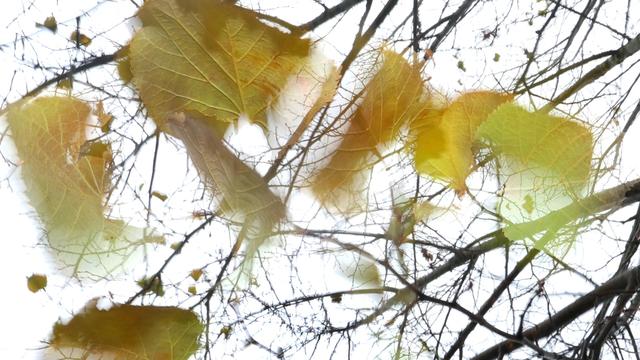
[6,0,598,357]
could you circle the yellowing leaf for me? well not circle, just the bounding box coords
[340,255,381,289]
[311,51,424,211]
[188,285,197,296]
[69,30,91,47]
[151,190,168,201]
[190,268,203,281]
[50,302,203,360]
[477,103,593,252]
[94,100,113,133]
[167,112,285,247]
[129,0,310,130]
[478,103,592,189]
[115,45,133,84]
[7,97,158,276]
[414,91,513,195]
[27,274,47,293]
[36,16,57,33]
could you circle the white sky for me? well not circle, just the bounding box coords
[1,0,639,359]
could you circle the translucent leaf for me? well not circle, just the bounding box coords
[7,97,158,276]
[50,301,203,360]
[311,51,424,211]
[477,103,593,251]
[190,268,203,281]
[339,254,381,289]
[27,274,47,293]
[129,0,310,130]
[167,112,285,245]
[414,91,513,194]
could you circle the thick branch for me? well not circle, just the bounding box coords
[347,178,640,328]
[542,33,640,112]
[471,264,640,360]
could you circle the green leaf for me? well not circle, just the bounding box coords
[477,103,593,251]
[51,302,203,360]
[129,0,311,130]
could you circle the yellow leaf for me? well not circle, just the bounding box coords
[129,0,310,130]
[311,51,424,211]
[50,302,203,360]
[414,91,513,195]
[190,268,203,281]
[94,100,113,133]
[37,16,57,33]
[188,285,197,296]
[7,97,158,276]
[27,274,47,293]
[69,30,91,47]
[477,103,593,252]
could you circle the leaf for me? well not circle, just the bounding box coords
[27,274,47,293]
[477,103,593,251]
[151,190,168,201]
[94,100,113,133]
[7,97,158,276]
[166,112,285,244]
[50,301,203,360]
[56,77,73,90]
[413,91,513,195]
[129,0,310,130]
[115,45,133,84]
[339,254,381,289]
[137,276,164,296]
[190,268,203,281]
[69,30,91,47]
[311,51,424,211]
[36,16,57,33]
[493,53,501,62]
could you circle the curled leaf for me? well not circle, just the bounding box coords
[311,51,424,211]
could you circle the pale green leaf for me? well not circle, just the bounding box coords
[478,103,593,252]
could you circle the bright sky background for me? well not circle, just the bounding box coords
[1,0,639,359]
